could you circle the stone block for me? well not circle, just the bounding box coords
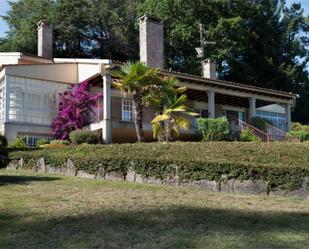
[286,179,309,199]
[269,190,288,197]
[18,158,24,169]
[135,174,147,183]
[145,176,162,184]
[163,176,179,186]
[126,169,136,182]
[95,167,105,179]
[220,179,235,192]
[47,166,63,174]
[105,171,124,181]
[234,180,268,194]
[66,159,76,176]
[7,160,18,170]
[191,179,220,191]
[36,158,46,173]
[76,170,95,179]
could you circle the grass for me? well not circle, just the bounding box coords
[0,169,309,249]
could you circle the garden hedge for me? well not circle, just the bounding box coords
[9,142,309,191]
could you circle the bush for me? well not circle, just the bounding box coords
[9,138,28,149]
[249,116,272,132]
[0,135,8,147]
[292,122,303,131]
[50,139,70,145]
[197,117,229,141]
[240,127,260,142]
[69,130,100,145]
[36,139,50,147]
[289,123,309,142]
[290,130,309,142]
[9,142,309,191]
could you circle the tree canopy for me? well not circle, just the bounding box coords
[1,0,308,122]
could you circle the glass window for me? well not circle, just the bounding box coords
[7,76,68,125]
[256,111,286,131]
[122,98,133,122]
[17,133,54,147]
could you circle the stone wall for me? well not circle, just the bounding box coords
[6,158,309,199]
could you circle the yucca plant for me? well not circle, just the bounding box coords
[113,61,161,142]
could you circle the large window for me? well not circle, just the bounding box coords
[256,111,286,131]
[7,76,67,125]
[122,98,133,122]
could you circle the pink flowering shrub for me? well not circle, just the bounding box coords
[51,81,103,140]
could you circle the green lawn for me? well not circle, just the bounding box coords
[1,169,309,249]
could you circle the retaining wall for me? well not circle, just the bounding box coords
[6,158,309,199]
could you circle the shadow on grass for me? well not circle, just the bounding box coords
[0,175,61,186]
[0,206,308,249]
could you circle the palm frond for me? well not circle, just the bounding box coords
[151,114,170,124]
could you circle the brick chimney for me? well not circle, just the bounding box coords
[37,20,53,59]
[139,15,164,69]
[202,59,217,79]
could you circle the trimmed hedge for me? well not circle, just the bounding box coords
[9,142,309,191]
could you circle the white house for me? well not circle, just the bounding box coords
[0,18,296,145]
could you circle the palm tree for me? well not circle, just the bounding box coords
[147,76,186,141]
[151,93,198,142]
[113,61,161,142]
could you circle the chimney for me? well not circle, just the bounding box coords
[37,20,53,59]
[139,15,164,69]
[202,59,217,79]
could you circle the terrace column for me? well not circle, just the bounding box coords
[285,103,292,132]
[207,90,215,118]
[249,97,256,119]
[101,67,112,144]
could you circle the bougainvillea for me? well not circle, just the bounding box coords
[51,81,103,140]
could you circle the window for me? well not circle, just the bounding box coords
[122,98,133,122]
[192,108,208,127]
[17,133,53,147]
[256,111,286,131]
[7,76,67,125]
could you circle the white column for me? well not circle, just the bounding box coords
[249,97,256,119]
[4,76,9,123]
[102,71,112,144]
[207,90,215,118]
[285,103,292,132]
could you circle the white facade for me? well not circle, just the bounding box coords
[0,56,110,144]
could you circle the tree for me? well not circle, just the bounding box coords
[113,61,161,142]
[151,93,197,142]
[0,0,139,59]
[51,81,102,140]
[1,0,55,54]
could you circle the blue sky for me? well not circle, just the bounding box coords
[0,0,308,38]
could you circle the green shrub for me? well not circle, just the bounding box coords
[69,130,100,145]
[290,130,309,142]
[240,127,260,142]
[249,116,272,132]
[197,117,229,141]
[9,138,28,149]
[36,139,50,147]
[289,123,309,142]
[50,139,70,145]
[0,135,8,147]
[9,142,309,191]
[292,122,303,131]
